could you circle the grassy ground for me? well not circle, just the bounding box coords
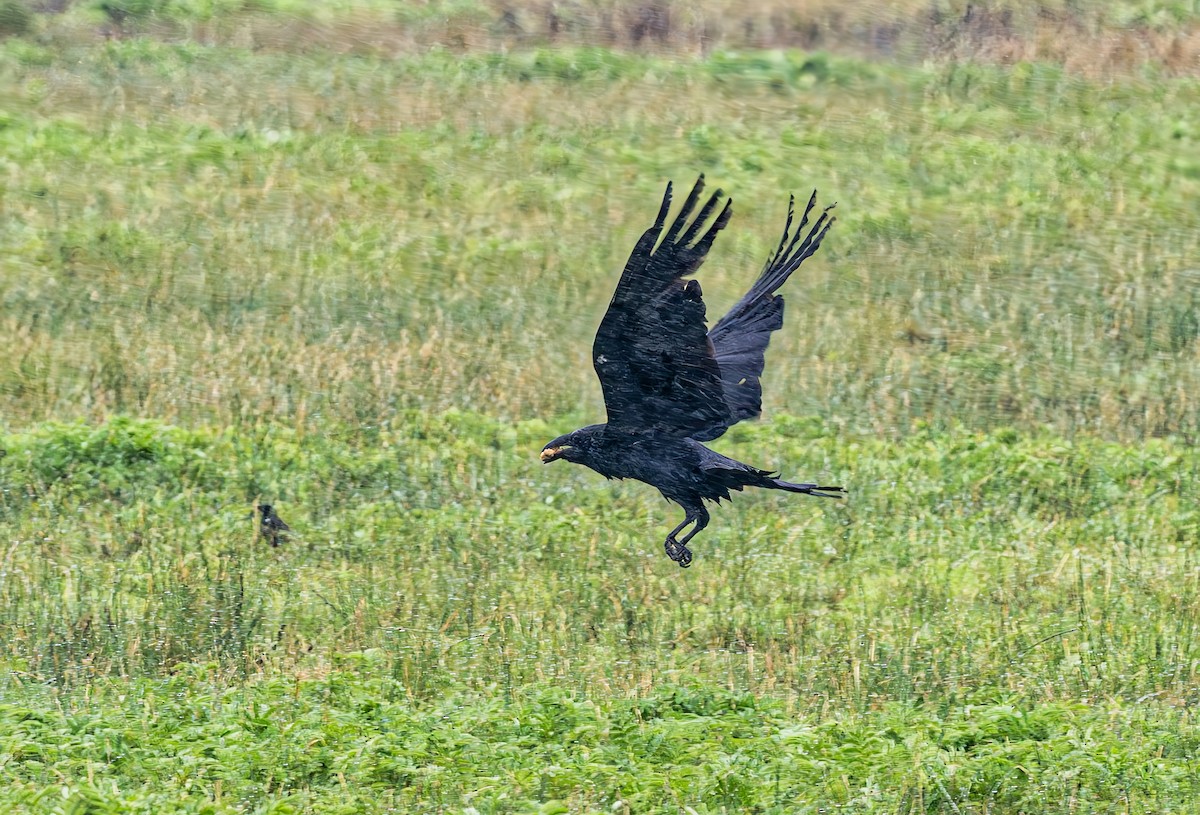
[2,2,1200,812]
[2,31,1199,439]
[3,416,1200,812]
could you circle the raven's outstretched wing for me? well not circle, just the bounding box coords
[593,176,734,437]
[695,191,835,442]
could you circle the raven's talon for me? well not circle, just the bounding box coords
[664,538,693,568]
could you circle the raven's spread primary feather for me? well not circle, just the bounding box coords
[542,176,842,567]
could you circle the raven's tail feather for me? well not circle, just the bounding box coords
[769,478,844,498]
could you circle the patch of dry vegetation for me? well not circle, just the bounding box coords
[12,0,1200,77]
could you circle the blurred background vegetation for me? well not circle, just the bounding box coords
[0,0,1198,441]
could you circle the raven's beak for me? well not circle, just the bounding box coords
[540,446,567,463]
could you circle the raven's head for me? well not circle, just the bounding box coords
[540,425,604,466]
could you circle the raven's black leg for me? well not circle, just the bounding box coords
[664,505,709,568]
[663,515,693,566]
[677,505,710,548]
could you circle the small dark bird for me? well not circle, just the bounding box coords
[541,176,844,567]
[257,503,290,547]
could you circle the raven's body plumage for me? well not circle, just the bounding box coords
[542,177,843,566]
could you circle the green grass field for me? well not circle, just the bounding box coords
[2,1,1200,812]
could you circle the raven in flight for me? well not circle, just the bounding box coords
[541,176,843,567]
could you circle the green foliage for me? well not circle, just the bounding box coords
[393,0,490,27]
[2,415,1200,810]
[0,0,32,37]
[93,0,176,27]
[92,0,259,25]
[2,678,1197,813]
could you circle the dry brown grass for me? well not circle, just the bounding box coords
[120,1,1200,77]
[20,0,1200,76]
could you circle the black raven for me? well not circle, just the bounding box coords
[257,503,291,547]
[541,176,843,567]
